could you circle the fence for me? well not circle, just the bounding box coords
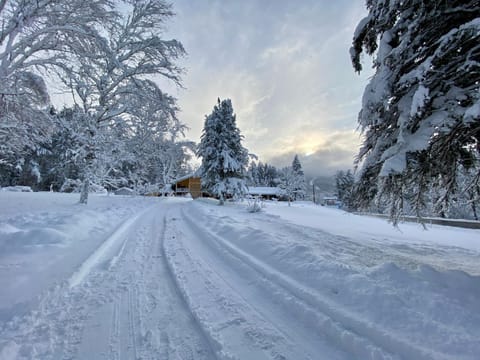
[356,213,480,230]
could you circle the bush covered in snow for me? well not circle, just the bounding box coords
[60,179,82,193]
[60,179,107,194]
[246,196,264,213]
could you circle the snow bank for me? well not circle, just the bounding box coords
[176,200,480,359]
[0,192,155,320]
[264,201,480,253]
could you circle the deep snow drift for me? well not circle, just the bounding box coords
[0,192,479,359]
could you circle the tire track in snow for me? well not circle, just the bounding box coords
[193,204,480,359]
[0,202,215,360]
[179,208,381,359]
[75,204,216,360]
[68,205,154,288]
[180,205,453,360]
[99,204,215,360]
[184,209,387,359]
[127,286,139,359]
[108,300,120,360]
[164,234,294,359]
[164,207,347,360]
[159,215,221,360]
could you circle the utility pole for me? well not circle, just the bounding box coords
[312,183,316,204]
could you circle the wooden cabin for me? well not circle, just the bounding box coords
[172,174,202,199]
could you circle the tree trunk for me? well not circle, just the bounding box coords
[80,137,95,204]
[470,194,478,220]
[79,178,89,204]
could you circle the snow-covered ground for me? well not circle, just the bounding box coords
[0,192,479,359]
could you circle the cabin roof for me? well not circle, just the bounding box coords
[173,169,201,184]
[247,186,281,195]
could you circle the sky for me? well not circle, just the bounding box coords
[164,0,373,177]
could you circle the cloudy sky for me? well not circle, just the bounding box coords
[164,0,373,177]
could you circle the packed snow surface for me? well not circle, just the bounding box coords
[0,192,479,359]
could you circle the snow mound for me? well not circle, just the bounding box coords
[0,227,67,254]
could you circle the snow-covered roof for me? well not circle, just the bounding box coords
[114,187,134,195]
[247,187,281,195]
[173,169,201,184]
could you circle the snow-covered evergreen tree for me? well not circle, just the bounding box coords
[47,107,90,190]
[351,0,480,222]
[246,162,259,186]
[197,98,249,205]
[261,163,279,187]
[278,166,296,206]
[291,155,306,200]
[246,161,279,187]
[335,170,355,211]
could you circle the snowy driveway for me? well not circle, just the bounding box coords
[0,193,479,359]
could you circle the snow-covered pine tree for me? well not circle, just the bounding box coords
[262,163,279,187]
[335,170,355,211]
[247,162,259,186]
[278,166,296,206]
[351,0,480,223]
[291,154,306,200]
[257,162,267,186]
[45,107,88,191]
[197,98,249,205]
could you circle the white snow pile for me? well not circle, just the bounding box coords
[0,192,152,321]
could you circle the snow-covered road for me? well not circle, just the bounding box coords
[1,199,215,359]
[1,193,479,359]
